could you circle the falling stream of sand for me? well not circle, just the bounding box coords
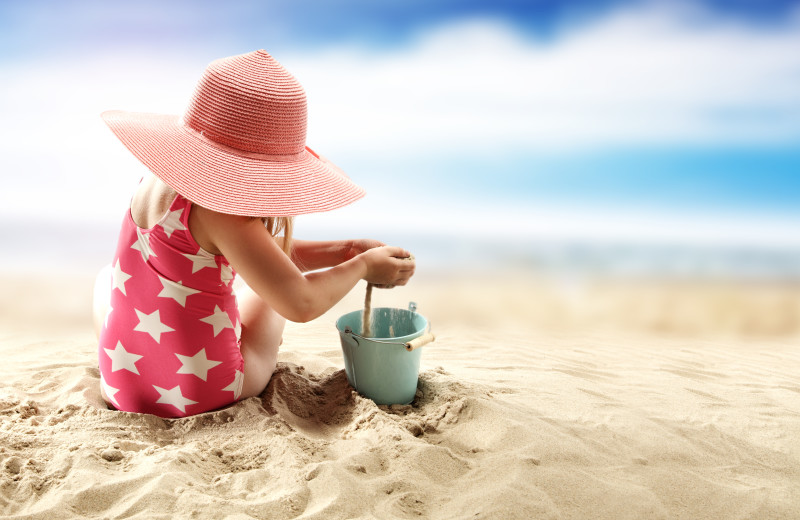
[362,282,374,338]
[362,255,414,338]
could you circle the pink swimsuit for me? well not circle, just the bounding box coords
[98,195,244,418]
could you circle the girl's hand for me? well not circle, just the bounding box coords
[359,246,415,288]
[344,239,385,261]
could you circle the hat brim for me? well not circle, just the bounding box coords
[101,110,365,217]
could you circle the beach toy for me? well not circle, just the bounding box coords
[336,302,436,405]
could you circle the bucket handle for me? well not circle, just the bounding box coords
[343,325,436,352]
[404,331,436,351]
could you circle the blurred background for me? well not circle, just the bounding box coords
[1,0,799,338]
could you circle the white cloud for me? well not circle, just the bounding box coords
[287,2,800,154]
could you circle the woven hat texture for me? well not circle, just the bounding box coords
[102,50,364,216]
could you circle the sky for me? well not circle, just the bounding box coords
[1,0,799,274]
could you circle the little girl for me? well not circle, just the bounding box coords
[93,50,414,418]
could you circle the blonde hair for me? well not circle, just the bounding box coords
[259,216,293,256]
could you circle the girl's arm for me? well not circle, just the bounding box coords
[197,208,414,323]
[281,239,385,272]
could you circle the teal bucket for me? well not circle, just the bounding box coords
[336,302,435,405]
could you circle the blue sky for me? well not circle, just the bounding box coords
[2,0,798,52]
[1,0,799,250]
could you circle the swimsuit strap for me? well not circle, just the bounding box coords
[163,193,193,229]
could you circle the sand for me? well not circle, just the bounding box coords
[1,272,799,519]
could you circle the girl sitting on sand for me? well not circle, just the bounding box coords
[92,50,414,418]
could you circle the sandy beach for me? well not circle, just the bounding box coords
[2,0,799,517]
[1,271,799,519]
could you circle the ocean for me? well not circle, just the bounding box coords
[3,218,799,282]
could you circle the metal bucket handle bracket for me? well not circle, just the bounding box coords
[344,326,359,346]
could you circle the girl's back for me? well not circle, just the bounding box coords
[99,175,244,417]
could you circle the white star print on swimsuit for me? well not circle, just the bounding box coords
[133,309,175,343]
[161,208,187,238]
[157,277,201,308]
[222,369,245,400]
[153,385,198,414]
[98,193,243,418]
[104,341,143,374]
[200,305,236,337]
[221,263,234,286]
[100,375,121,407]
[111,259,131,296]
[183,251,218,274]
[131,227,157,262]
[176,348,223,381]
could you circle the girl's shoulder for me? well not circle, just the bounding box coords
[130,174,179,230]
[188,204,249,256]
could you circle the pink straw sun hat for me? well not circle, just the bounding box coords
[102,50,365,217]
